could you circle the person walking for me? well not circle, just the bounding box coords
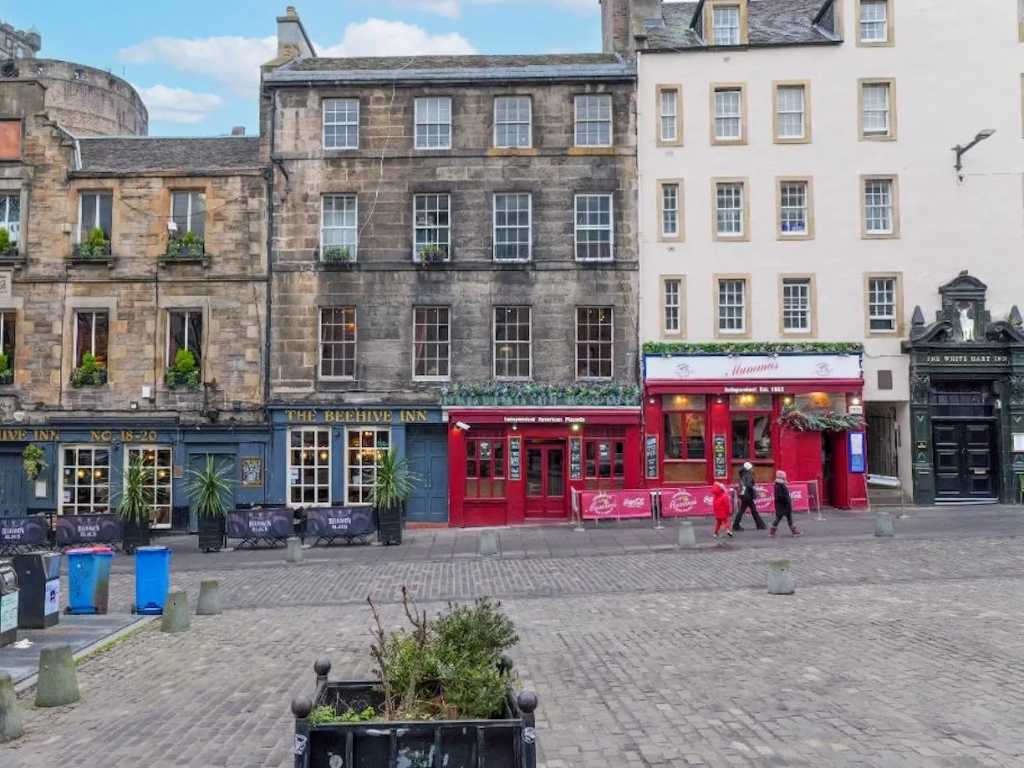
[711,481,733,539]
[732,462,766,531]
[769,470,802,538]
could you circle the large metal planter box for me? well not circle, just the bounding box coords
[292,660,538,768]
[197,515,225,552]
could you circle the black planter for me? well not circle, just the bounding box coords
[121,519,151,554]
[292,658,539,768]
[376,505,402,546]
[198,515,226,552]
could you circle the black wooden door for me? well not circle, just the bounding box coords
[932,421,996,500]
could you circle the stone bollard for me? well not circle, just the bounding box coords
[286,536,304,563]
[35,645,80,708]
[478,530,500,557]
[161,588,191,633]
[196,580,222,616]
[874,512,895,538]
[676,520,697,549]
[767,559,795,595]
[0,673,24,743]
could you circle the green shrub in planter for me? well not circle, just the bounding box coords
[70,352,107,387]
[186,455,233,552]
[116,457,152,553]
[165,349,201,390]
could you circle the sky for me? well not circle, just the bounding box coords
[1,0,602,136]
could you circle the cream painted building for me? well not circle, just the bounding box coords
[605,0,1024,504]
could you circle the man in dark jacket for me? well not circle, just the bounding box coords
[732,461,767,531]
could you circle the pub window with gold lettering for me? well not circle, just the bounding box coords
[126,447,173,528]
[61,446,110,515]
[346,428,390,505]
[289,427,331,505]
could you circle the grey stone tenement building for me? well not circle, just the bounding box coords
[261,9,640,526]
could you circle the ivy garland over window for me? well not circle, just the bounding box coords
[777,406,865,433]
[643,341,863,356]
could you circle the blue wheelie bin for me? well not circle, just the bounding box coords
[134,546,172,615]
[66,546,113,615]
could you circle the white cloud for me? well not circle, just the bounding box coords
[396,0,597,17]
[117,19,476,101]
[135,85,225,124]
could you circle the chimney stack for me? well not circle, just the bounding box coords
[276,6,316,61]
[231,126,245,136]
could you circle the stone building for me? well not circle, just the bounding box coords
[261,8,639,527]
[0,75,269,527]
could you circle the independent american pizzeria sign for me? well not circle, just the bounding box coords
[644,354,862,381]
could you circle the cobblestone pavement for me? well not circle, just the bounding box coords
[5,529,1024,766]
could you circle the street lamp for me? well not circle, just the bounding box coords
[952,129,996,174]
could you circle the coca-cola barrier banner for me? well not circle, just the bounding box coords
[579,490,653,520]
[660,483,811,518]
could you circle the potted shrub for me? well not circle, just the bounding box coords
[165,349,201,390]
[23,444,45,481]
[419,243,446,263]
[168,230,204,258]
[74,227,111,260]
[291,589,539,768]
[371,447,415,546]
[322,245,352,265]
[70,352,107,387]
[0,352,12,385]
[186,455,233,553]
[0,227,15,257]
[117,457,152,554]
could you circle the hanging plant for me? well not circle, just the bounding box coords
[642,341,864,356]
[778,407,865,433]
[23,444,46,481]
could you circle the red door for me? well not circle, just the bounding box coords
[525,441,567,518]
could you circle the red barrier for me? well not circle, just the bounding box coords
[578,489,653,520]
[660,483,810,517]
[751,483,810,513]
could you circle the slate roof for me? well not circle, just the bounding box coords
[643,0,836,50]
[76,136,261,174]
[285,53,622,72]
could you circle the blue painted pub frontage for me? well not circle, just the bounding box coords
[0,419,271,531]
[268,406,449,525]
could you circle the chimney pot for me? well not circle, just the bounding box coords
[286,5,297,16]
[231,126,246,136]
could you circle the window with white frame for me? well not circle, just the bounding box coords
[494,96,531,148]
[574,94,612,147]
[414,97,452,150]
[775,85,806,140]
[323,98,359,149]
[413,306,450,379]
[576,307,613,379]
[712,5,741,45]
[125,447,173,527]
[321,195,358,261]
[289,427,331,506]
[664,279,681,334]
[718,279,746,334]
[714,88,743,141]
[779,181,808,236]
[61,446,110,516]
[574,194,613,261]
[782,278,812,333]
[715,182,745,237]
[320,307,356,378]
[78,192,113,242]
[413,193,451,261]
[170,190,205,240]
[0,193,20,245]
[346,428,390,505]
[661,183,680,238]
[868,277,897,332]
[864,179,894,234]
[167,310,202,368]
[493,193,531,261]
[861,82,891,136]
[494,306,531,379]
[660,88,679,142]
[74,310,109,367]
[859,0,888,42]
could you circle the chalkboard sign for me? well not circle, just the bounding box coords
[569,437,583,481]
[0,516,50,553]
[713,435,728,479]
[645,435,658,480]
[508,436,522,481]
[305,507,375,545]
[55,514,121,547]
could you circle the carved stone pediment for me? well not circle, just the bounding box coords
[905,271,1024,348]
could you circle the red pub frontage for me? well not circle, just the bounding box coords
[643,353,869,510]
[446,407,643,527]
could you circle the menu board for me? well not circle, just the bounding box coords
[569,437,583,481]
[508,436,521,481]
[645,435,658,480]
[713,434,728,479]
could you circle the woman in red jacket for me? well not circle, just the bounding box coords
[711,482,733,538]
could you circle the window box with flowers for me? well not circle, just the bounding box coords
[165,349,201,391]
[417,243,449,265]
[319,245,355,270]
[162,231,208,266]
[70,352,107,388]
[70,227,114,266]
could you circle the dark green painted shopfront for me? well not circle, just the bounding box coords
[904,272,1024,505]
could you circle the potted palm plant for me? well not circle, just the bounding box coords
[117,457,152,554]
[371,448,416,546]
[186,455,233,553]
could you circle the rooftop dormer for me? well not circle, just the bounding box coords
[692,0,749,47]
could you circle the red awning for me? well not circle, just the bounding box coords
[644,379,865,396]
